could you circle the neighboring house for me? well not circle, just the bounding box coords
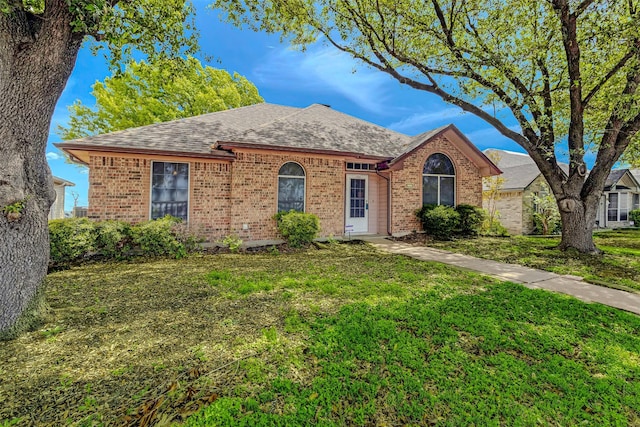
[482,149,561,235]
[56,103,500,243]
[48,176,75,220]
[484,149,640,234]
[596,169,640,228]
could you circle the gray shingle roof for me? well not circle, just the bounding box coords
[56,103,498,176]
[484,149,534,168]
[483,149,570,190]
[226,104,410,157]
[604,169,628,188]
[57,103,299,156]
[497,164,544,190]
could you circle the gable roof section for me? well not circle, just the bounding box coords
[56,103,299,161]
[484,149,534,168]
[604,169,640,191]
[52,176,75,187]
[216,104,408,158]
[55,103,499,176]
[484,148,572,190]
[390,125,501,176]
[497,164,545,190]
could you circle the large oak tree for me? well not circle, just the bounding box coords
[0,0,198,338]
[215,0,640,253]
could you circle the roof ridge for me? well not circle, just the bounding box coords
[305,104,411,138]
[236,103,311,135]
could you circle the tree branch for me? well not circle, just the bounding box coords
[574,0,597,17]
[583,46,637,106]
[552,0,585,179]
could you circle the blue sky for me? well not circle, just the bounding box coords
[46,4,527,211]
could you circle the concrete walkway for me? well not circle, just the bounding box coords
[360,236,640,315]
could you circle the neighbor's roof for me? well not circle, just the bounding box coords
[605,169,628,189]
[604,168,640,191]
[56,103,499,174]
[483,148,568,190]
[52,176,75,187]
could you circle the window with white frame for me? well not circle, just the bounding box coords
[278,162,305,212]
[633,193,639,211]
[607,192,631,221]
[423,153,455,206]
[607,193,618,221]
[151,162,189,221]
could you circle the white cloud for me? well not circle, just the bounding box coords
[387,108,469,133]
[46,152,62,161]
[254,45,394,114]
[465,125,522,147]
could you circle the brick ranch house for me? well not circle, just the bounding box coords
[56,103,501,243]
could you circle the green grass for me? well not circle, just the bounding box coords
[1,243,639,425]
[427,229,640,292]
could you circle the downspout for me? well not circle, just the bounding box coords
[375,167,391,236]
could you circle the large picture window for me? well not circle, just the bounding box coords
[151,162,189,221]
[423,153,455,206]
[278,162,305,212]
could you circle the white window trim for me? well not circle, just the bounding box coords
[607,192,632,222]
[277,161,306,213]
[422,153,456,206]
[149,160,190,222]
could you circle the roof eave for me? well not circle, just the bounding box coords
[388,124,502,175]
[55,142,237,162]
[215,140,391,161]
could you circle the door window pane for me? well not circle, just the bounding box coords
[350,178,366,218]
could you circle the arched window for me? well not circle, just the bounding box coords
[423,153,455,206]
[278,162,305,212]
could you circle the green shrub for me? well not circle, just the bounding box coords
[274,210,320,248]
[222,234,243,253]
[95,220,132,259]
[49,218,97,265]
[455,204,485,236]
[419,205,460,240]
[629,209,640,227]
[416,204,437,222]
[131,216,189,258]
[480,217,510,237]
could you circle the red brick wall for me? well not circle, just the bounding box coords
[229,150,345,240]
[87,151,348,242]
[389,136,483,235]
[86,140,484,241]
[88,155,150,223]
[88,154,233,241]
[190,161,232,238]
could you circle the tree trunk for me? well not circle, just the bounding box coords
[557,196,600,254]
[0,8,83,338]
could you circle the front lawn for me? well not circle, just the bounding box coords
[427,229,640,292]
[1,244,639,425]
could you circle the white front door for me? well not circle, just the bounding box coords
[345,175,368,233]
